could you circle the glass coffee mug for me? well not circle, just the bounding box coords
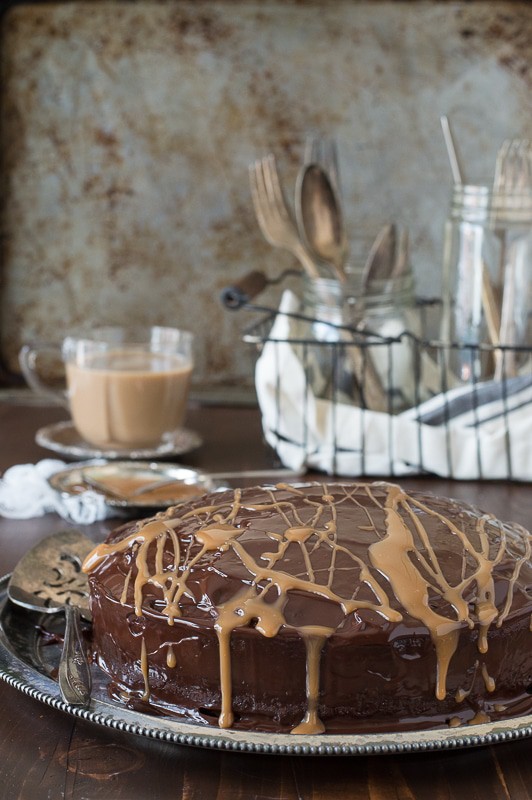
[19,326,194,450]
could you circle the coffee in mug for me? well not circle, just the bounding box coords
[20,326,194,450]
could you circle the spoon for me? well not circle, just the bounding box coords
[296,163,348,282]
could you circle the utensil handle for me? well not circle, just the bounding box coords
[347,345,388,413]
[220,270,269,309]
[481,266,501,346]
[58,604,92,707]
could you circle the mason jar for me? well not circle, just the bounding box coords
[301,268,420,412]
[441,183,532,382]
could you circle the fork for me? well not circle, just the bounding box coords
[249,154,320,279]
[492,137,532,379]
[493,138,532,196]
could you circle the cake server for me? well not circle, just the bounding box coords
[7,529,95,707]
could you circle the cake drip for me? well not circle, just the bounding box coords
[83,482,532,734]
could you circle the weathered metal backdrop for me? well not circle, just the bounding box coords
[1,1,531,396]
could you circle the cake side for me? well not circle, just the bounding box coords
[83,481,532,734]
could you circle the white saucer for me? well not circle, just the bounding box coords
[35,420,203,460]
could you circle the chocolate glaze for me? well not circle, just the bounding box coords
[84,482,532,734]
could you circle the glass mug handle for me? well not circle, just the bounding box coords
[19,344,69,409]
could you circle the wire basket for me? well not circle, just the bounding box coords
[236,296,532,482]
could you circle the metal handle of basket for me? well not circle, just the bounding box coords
[220,270,269,309]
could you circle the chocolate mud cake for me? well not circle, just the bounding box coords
[83,482,532,734]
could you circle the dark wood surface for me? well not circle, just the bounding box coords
[0,397,531,800]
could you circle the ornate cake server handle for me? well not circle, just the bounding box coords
[58,604,92,706]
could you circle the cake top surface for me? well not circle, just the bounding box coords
[85,480,532,626]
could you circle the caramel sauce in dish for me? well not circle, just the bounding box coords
[83,482,532,735]
[84,474,204,505]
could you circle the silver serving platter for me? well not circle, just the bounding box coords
[0,574,531,757]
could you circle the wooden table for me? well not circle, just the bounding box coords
[0,397,531,800]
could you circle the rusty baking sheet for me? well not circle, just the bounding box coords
[1,1,531,392]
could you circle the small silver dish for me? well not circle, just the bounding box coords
[48,460,217,510]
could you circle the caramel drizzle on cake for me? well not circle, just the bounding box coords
[83,482,531,734]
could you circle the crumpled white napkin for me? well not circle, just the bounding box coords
[255,290,532,481]
[0,459,113,524]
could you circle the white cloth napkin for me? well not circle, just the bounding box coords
[255,290,532,481]
[0,459,113,524]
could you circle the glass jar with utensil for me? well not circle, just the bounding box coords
[441,183,532,383]
[301,265,420,413]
